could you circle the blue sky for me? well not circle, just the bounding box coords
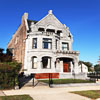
[0,0,100,65]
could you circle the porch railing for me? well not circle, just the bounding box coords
[56,50,79,55]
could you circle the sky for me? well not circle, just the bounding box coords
[0,0,100,65]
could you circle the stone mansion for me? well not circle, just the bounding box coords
[7,10,88,79]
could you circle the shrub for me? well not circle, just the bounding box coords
[0,62,21,89]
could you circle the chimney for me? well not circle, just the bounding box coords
[23,12,28,19]
[21,12,29,30]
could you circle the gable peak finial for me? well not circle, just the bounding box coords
[48,10,52,14]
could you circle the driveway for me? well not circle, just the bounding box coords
[3,85,100,100]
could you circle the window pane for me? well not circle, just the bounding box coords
[44,42,48,48]
[33,38,37,48]
[62,42,69,50]
[42,57,51,69]
[32,57,37,69]
[43,38,52,49]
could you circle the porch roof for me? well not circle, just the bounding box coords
[56,50,80,55]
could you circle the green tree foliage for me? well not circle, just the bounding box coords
[79,61,93,72]
[0,48,4,54]
[94,64,100,73]
[0,48,12,62]
[0,48,21,89]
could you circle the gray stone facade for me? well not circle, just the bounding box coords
[7,10,88,79]
[24,10,80,75]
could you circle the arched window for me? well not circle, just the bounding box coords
[42,56,51,69]
[32,56,37,69]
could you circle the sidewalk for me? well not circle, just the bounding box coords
[3,85,100,100]
[52,82,100,88]
[0,91,5,96]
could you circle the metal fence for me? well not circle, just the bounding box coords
[87,72,100,81]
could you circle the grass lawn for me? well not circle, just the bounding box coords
[39,79,95,84]
[0,95,33,100]
[71,90,100,99]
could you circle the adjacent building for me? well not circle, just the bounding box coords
[7,10,88,79]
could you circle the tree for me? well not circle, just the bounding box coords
[94,64,100,73]
[79,61,93,72]
[0,48,4,62]
[0,48,12,62]
[0,48,4,54]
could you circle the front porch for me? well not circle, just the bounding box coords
[56,57,74,73]
[24,53,80,79]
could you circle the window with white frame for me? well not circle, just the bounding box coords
[62,42,69,51]
[42,57,51,69]
[43,38,52,49]
[33,38,37,49]
[32,56,37,69]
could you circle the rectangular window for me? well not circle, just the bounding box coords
[56,39,58,49]
[33,38,37,49]
[43,38,52,49]
[62,42,69,51]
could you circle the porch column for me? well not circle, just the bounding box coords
[70,61,73,73]
[51,58,56,71]
[73,60,79,74]
[60,61,63,73]
[37,57,42,70]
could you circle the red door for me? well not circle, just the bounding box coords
[63,63,69,72]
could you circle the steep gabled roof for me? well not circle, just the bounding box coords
[36,10,64,30]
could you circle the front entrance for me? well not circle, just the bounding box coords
[56,57,72,73]
[63,63,69,72]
